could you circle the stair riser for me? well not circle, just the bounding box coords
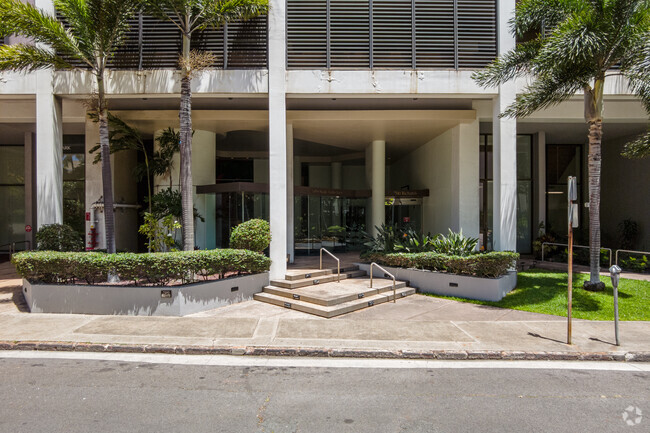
[263,282,408,306]
[254,292,391,318]
[284,266,360,281]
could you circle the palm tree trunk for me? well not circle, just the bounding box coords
[584,79,605,290]
[587,119,603,283]
[97,75,116,254]
[180,32,194,251]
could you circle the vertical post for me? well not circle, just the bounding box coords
[567,176,577,345]
[492,0,517,252]
[268,0,288,279]
[370,140,386,237]
[35,70,63,229]
[609,265,621,346]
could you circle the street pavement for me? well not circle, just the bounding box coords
[0,353,648,433]
[1,261,649,359]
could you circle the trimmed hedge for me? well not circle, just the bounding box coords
[12,249,271,286]
[362,251,519,278]
[230,219,271,252]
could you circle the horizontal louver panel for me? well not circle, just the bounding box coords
[372,0,412,68]
[415,0,455,68]
[286,0,497,70]
[330,0,370,68]
[457,0,496,68]
[56,11,266,70]
[226,16,268,69]
[287,0,327,68]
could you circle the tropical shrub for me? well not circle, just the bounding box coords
[362,251,519,278]
[35,224,84,252]
[230,219,271,252]
[138,213,181,252]
[430,229,478,256]
[11,249,271,286]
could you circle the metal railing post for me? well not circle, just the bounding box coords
[320,248,340,283]
[370,262,397,303]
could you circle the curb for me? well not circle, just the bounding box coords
[0,341,648,362]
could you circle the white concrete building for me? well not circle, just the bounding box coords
[1,0,648,279]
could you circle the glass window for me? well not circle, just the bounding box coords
[63,137,85,235]
[0,145,25,248]
[546,144,581,237]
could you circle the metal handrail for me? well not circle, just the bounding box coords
[541,242,612,268]
[615,249,650,266]
[0,241,31,255]
[369,262,397,304]
[319,248,340,283]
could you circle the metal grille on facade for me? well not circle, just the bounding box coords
[287,0,496,69]
[57,13,267,70]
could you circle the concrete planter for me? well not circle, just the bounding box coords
[356,264,517,302]
[23,272,269,316]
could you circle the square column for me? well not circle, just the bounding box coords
[452,120,480,240]
[370,140,386,237]
[35,70,63,228]
[268,0,287,279]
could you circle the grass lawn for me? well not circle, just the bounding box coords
[423,268,650,321]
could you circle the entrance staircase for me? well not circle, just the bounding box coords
[254,264,415,318]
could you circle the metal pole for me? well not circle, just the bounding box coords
[567,221,573,344]
[614,283,620,346]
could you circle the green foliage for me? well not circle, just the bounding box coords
[229,219,271,252]
[619,254,649,273]
[138,213,181,252]
[151,128,180,186]
[363,251,519,279]
[35,224,84,252]
[426,269,650,321]
[149,188,203,222]
[430,229,479,257]
[11,249,271,286]
[365,225,477,255]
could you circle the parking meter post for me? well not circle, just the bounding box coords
[609,265,622,346]
[567,176,577,345]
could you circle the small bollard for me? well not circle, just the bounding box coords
[609,265,622,346]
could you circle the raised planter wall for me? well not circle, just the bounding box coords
[356,264,517,302]
[23,272,269,316]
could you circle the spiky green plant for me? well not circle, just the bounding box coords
[138,0,269,251]
[473,0,650,289]
[0,0,139,254]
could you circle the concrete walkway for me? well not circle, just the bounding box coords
[1,261,648,360]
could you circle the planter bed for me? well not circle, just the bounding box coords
[356,263,517,302]
[22,272,269,316]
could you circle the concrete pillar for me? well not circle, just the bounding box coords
[370,140,386,236]
[35,70,63,228]
[331,162,342,189]
[153,129,180,192]
[492,0,517,252]
[451,120,480,241]
[286,126,294,261]
[192,130,216,250]
[268,0,287,279]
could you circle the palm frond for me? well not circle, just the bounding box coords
[0,43,72,72]
[201,0,269,29]
[472,39,542,88]
[502,72,586,118]
[0,0,83,60]
[622,131,650,158]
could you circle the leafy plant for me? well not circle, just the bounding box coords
[394,227,437,253]
[138,213,181,253]
[364,223,402,253]
[149,188,203,222]
[532,222,558,260]
[35,224,84,252]
[230,219,271,252]
[12,249,271,286]
[430,229,478,257]
[363,251,519,278]
[151,128,181,189]
[620,254,648,273]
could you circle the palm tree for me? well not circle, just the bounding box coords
[139,0,268,251]
[0,0,139,254]
[473,0,650,290]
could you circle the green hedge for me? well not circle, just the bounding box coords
[362,251,519,278]
[12,249,271,286]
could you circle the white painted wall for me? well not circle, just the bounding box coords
[389,122,480,239]
[192,130,216,250]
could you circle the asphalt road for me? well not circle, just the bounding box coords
[0,354,647,433]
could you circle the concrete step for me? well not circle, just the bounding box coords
[272,269,367,289]
[284,265,360,281]
[263,280,408,306]
[254,286,415,318]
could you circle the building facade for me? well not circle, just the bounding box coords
[1,0,648,279]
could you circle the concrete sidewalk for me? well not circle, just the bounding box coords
[1,262,649,361]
